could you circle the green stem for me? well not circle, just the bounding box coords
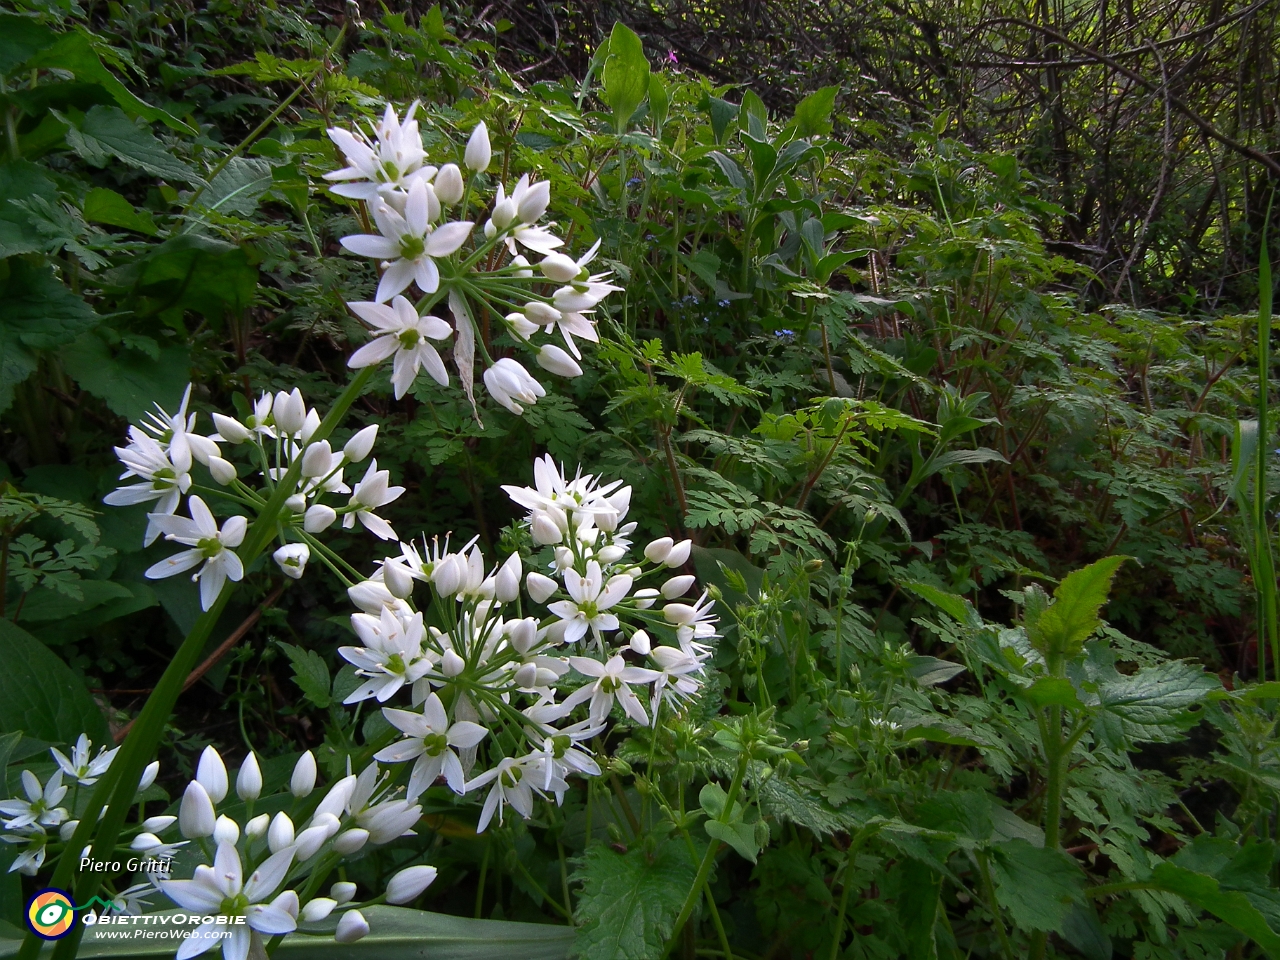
[27,367,375,960]
[976,849,1015,960]
[1256,196,1277,681]
[661,753,750,960]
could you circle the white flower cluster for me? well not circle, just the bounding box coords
[327,103,619,415]
[105,385,398,609]
[1,735,156,879]
[339,455,715,832]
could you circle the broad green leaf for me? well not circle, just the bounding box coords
[990,839,1084,933]
[792,85,838,138]
[0,15,57,74]
[62,335,191,422]
[0,259,98,413]
[17,579,133,622]
[83,187,157,235]
[1096,660,1217,742]
[706,818,764,862]
[572,839,696,960]
[906,655,966,687]
[601,23,649,133]
[1059,902,1113,960]
[900,581,970,622]
[0,906,574,958]
[0,619,109,744]
[60,105,197,182]
[740,89,768,140]
[107,234,258,328]
[1020,677,1085,710]
[898,859,941,959]
[757,774,860,836]
[707,97,739,144]
[279,642,332,707]
[708,150,747,191]
[1030,556,1129,660]
[1150,862,1280,956]
[647,74,669,132]
[0,159,58,257]
[923,447,1009,478]
[200,157,273,216]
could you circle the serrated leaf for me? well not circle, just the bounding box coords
[990,839,1084,933]
[59,105,197,182]
[0,259,98,413]
[572,839,696,960]
[200,157,272,216]
[1150,862,1280,955]
[1097,660,1217,741]
[900,581,970,622]
[278,642,332,707]
[1030,556,1129,660]
[906,655,966,687]
[757,775,860,836]
[1020,676,1086,710]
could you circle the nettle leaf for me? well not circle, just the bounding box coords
[1150,862,1280,955]
[572,839,696,960]
[990,839,1084,933]
[901,581,971,623]
[1029,555,1129,660]
[58,105,197,183]
[1096,660,1217,743]
[279,642,332,708]
[757,775,860,836]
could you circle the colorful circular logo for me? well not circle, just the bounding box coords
[26,888,76,940]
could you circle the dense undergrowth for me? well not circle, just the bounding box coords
[1,1,1280,958]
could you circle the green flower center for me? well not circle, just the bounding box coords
[397,329,421,350]
[219,893,249,916]
[197,537,222,559]
[422,732,449,756]
[579,601,599,620]
[600,675,620,693]
[500,766,523,788]
[399,234,425,260]
[380,160,401,183]
[551,735,571,759]
[385,653,406,674]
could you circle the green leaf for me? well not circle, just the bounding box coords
[17,579,132,622]
[0,906,574,958]
[758,774,860,836]
[0,15,57,75]
[200,157,273,216]
[601,23,649,133]
[82,187,157,235]
[792,85,838,138]
[0,258,98,413]
[707,97,739,145]
[0,159,59,257]
[0,619,108,744]
[990,839,1084,933]
[62,334,191,422]
[1059,902,1113,960]
[1020,677,1086,710]
[1150,862,1280,956]
[1096,660,1217,742]
[647,74,669,132]
[906,655,966,687]
[1030,556,1129,661]
[59,105,197,182]
[706,818,763,862]
[898,859,941,959]
[572,839,696,960]
[900,581,970,622]
[279,642,332,707]
[106,233,258,328]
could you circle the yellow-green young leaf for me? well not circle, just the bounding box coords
[1030,556,1129,661]
[792,86,839,139]
[601,23,649,133]
[572,839,696,960]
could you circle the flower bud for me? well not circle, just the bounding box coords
[285,493,306,515]
[665,539,692,567]
[300,440,334,478]
[523,300,561,326]
[273,890,299,921]
[291,751,317,797]
[431,554,463,597]
[644,537,674,564]
[314,775,358,821]
[387,865,438,904]
[514,662,538,687]
[274,388,306,435]
[526,571,558,603]
[539,252,581,282]
[484,219,497,238]
[531,512,563,545]
[294,824,330,861]
[212,413,250,443]
[268,812,295,853]
[310,812,342,839]
[334,828,370,854]
[491,197,517,229]
[536,344,583,378]
[343,424,378,463]
[517,180,551,223]
[629,630,652,655]
[179,781,215,839]
[245,814,269,840]
[465,121,491,172]
[132,832,162,851]
[382,560,415,599]
[434,163,464,204]
[301,898,337,922]
[510,255,534,278]
[495,552,521,602]
[60,820,79,841]
[663,603,697,625]
[331,881,357,904]
[633,587,659,609]
[303,504,337,533]
[196,747,228,804]
[661,575,696,599]
[213,815,240,846]
[509,617,538,654]
[208,457,237,485]
[142,815,176,833]
[335,909,370,944]
[273,543,310,580]
[597,544,625,563]
[137,760,160,794]
[441,649,465,677]
[236,752,262,801]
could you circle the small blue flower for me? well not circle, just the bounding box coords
[717,299,730,307]
[627,177,642,187]
[776,329,795,337]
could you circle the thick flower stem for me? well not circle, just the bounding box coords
[661,753,749,960]
[22,366,376,960]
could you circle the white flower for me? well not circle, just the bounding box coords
[325,102,431,201]
[160,841,296,960]
[648,646,704,717]
[465,121,491,172]
[145,497,246,611]
[548,560,633,644]
[196,746,229,804]
[341,179,474,302]
[273,543,310,580]
[236,753,262,801]
[335,909,370,944]
[291,752,317,798]
[564,654,659,725]
[386,864,439,904]
[50,735,118,787]
[340,607,432,703]
[539,252,582,282]
[376,693,489,798]
[103,428,192,546]
[345,459,405,540]
[347,296,452,398]
[536,343,583,378]
[178,781,215,839]
[465,756,541,833]
[0,770,67,831]
[344,424,379,463]
[6,836,47,875]
[665,590,719,657]
[434,163,464,204]
[483,358,545,415]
